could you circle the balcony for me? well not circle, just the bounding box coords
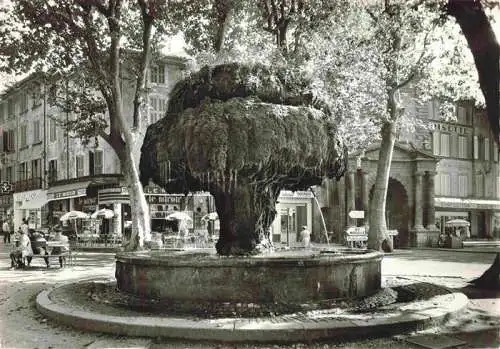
[14,178,43,192]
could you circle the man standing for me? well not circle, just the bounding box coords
[300,225,311,248]
[3,218,10,244]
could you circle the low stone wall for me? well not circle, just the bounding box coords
[411,229,440,247]
[115,250,383,304]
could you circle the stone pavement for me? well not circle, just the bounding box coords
[0,243,498,348]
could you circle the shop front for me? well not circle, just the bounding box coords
[13,189,48,231]
[0,194,13,221]
[270,190,313,246]
[98,186,129,240]
[435,197,500,239]
[47,181,90,228]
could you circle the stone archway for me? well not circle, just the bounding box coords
[369,177,410,248]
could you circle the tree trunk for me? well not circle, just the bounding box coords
[212,181,280,256]
[121,143,151,251]
[367,121,396,251]
[470,252,500,290]
[447,0,500,140]
[213,185,258,255]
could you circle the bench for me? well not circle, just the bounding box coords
[25,251,70,268]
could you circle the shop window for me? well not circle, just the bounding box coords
[458,175,468,197]
[432,131,440,156]
[440,133,450,157]
[94,150,103,175]
[33,120,41,144]
[32,83,42,108]
[475,174,484,197]
[458,135,467,159]
[20,124,27,148]
[473,136,479,159]
[440,174,450,196]
[484,138,490,161]
[20,92,28,114]
[3,129,15,152]
[49,117,57,142]
[76,155,85,178]
[7,99,14,119]
[6,166,13,183]
[31,159,41,179]
[149,97,166,123]
[150,64,165,84]
[48,160,57,184]
[18,162,27,181]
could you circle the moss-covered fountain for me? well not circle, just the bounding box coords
[115,63,383,306]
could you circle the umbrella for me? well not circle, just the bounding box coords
[91,208,115,219]
[445,219,470,227]
[201,212,219,221]
[59,211,89,222]
[166,211,192,221]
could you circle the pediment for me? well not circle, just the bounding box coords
[357,142,437,162]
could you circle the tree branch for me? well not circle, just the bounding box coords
[132,0,154,129]
[76,0,110,16]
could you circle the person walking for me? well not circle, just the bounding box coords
[3,218,11,244]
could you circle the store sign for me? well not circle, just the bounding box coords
[52,188,87,200]
[279,190,313,198]
[146,195,182,204]
[100,187,129,195]
[77,197,98,206]
[15,189,44,202]
[0,182,12,193]
[144,185,166,194]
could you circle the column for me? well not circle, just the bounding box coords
[346,171,356,227]
[413,172,424,230]
[425,171,438,230]
[361,170,369,226]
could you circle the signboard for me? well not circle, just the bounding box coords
[48,188,87,200]
[0,182,12,194]
[348,210,365,219]
[146,195,182,204]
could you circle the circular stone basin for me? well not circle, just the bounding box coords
[115,249,383,305]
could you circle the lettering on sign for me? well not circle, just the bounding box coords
[77,197,98,206]
[99,187,129,195]
[146,195,182,204]
[54,188,86,199]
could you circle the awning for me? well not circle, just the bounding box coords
[98,187,130,204]
[20,197,48,210]
[14,190,48,210]
[435,197,500,210]
[47,181,91,201]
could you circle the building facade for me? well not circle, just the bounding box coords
[320,99,500,247]
[0,56,196,237]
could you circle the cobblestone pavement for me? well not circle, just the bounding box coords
[0,243,498,349]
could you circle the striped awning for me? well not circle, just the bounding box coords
[98,187,130,204]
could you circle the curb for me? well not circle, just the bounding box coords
[36,282,469,343]
[414,247,499,254]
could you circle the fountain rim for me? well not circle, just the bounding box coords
[115,249,384,268]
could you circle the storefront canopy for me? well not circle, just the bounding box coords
[15,190,48,210]
[47,181,91,201]
[435,197,500,210]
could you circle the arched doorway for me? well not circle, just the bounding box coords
[369,178,410,248]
